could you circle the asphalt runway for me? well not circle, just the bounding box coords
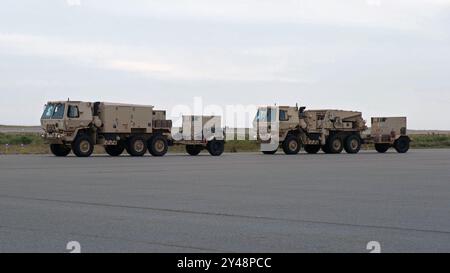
[0,150,449,253]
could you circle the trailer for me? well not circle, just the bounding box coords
[363,117,410,153]
[172,115,225,156]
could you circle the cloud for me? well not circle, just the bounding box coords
[66,0,81,7]
[85,0,450,32]
[105,60,172,74]
[0,32,316,83]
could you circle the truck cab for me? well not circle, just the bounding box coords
[41,101,94,144]
[254,106,306,154]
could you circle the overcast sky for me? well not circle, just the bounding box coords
[1,0,449,129]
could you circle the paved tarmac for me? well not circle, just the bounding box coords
[0,150,449,253]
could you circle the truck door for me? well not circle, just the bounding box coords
[66,104,81,131]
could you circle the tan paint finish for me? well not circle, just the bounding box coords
[371,117,407,143]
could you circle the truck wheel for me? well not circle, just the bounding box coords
[344,135,361,154]
[148,135,168,157]
[394,137,410,154]
[186,145,202,156]
[321,145,331,154]
[374,144,390,153]
[72,135,94,157]
[104,144,125,157]
[262,149,278,155]
[282,135,301,155]
[126,136,147,157]
[327,135,344,154]
[50,144,71,157]
[304,145,321,154]
[207,140,225,156]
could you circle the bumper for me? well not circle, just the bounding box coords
[41,132,68,144]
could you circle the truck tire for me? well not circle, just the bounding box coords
[321,145,331,154]
[126,136,147,157]
[104,144,125,157]
[262,149,278,155]
[282,135,301,155]
[148,135,168,157]
[327,135,344,154]
[72,135,94,157]
[374,144,390,153]
[186,145,202,156]
[207,140,224,156]
[304,145,321,154]
[50,144,71,157]
[394,137,410,154]
[344,135,361,154]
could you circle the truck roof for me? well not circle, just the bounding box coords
[46,101,154,108]
[100,102,154,108]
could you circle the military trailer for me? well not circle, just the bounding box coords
[41,101,172,157]
[367,117,410,153]
[254,105,410,155]
[172,115,225,156]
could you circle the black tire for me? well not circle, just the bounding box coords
[327,135,344,154]
[186,145,202,156]
[126,136,147,157]
[72,135,94,157]
[321,144,331,154]
[104,143,125,157]
[394,137,410,154]
[282,135,301,155]
[344,135,361,154]
[304,145,321,154]
[207,140,225,156]
[374,144,390,153]
[148,135,168,157]
[262,149,278,155]
[50,144,71,157]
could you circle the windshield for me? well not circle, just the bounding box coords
[41,104,55,119]
[256,108,274,122]
[41,103,65,120]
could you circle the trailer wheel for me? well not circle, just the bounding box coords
[282,135,301,155]
[72,135,94,157]
[394,137,410,154]
[344,135,361,154]
[104,143,125,157]
[374,144,390,153]
[50,144,71,157]
[327,135,344,154]
[186,145,202,156]
[304,145,321,154]
[126,136,147,157]
[262,149,278,155]
[207,140,224,156]
[148,135,168,157]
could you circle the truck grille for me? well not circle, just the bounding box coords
[46,124,57,133]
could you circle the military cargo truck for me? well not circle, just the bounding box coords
[254,105,410,154]
[172,115,225,156]
[41,101,172,157]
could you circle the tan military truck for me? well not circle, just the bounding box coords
[254,105,410,154]
[41,101,172,157]
[172,115,225,156]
